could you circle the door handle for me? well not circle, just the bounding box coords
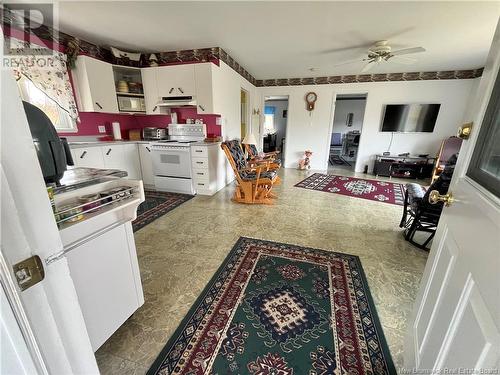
[106,148,112,155]
[95,102,103,109]
[80,151,87,159]
[429,190,454,207]
[178,87,184,94]
[169,88,174,94]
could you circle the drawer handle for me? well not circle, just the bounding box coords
[106,148,112,155]
[169,88,174,94]
[196,161,203,164]
[197,183,205,186]
[79,151,87,159]
[196,172,204,175]
[95,102,103,109]
[195,150,203,153]
[198,104,205,112]
[178,87,184,94]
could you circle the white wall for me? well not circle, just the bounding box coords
[258,79,477,172]
[332,98,366,135]
[211,61,258,183]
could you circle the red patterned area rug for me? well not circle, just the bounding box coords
[132,190,193,232]
[147,237,396,375]
[295,173,405,206]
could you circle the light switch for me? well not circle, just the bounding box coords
[98,125,106,133]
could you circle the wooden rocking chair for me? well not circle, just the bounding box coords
[244,143,282,170]
[222,140,281,204]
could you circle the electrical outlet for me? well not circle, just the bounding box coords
[98,125,106,133]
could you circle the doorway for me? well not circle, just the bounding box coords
[263,95,289,164]
[328,94,367,173]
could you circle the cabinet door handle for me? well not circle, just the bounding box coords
[178,87,184,94]
[198,104,205,112]
[80,151,87,159]
[153,106,157,112]
[146,147,151,152]
[169,88,174,94]
[95,102,103,109]
[106,148,112,155]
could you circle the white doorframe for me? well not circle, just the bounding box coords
[324,91,369,172]
[263,95,289,157]
[1,67,99,374]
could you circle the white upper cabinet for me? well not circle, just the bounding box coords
[141,67,159,115]
[72,56,119,113]
[156,65,196,97]
[194,63,214,114]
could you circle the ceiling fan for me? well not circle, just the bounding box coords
[333,40,426,73]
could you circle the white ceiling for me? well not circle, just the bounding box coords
[57,1,500,79]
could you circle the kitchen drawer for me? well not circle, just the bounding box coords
[191,146,208,157]
[192,168,209,180]
[191,157,208,169]
[193,180,211,191]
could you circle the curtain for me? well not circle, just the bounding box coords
[9,38,79,121]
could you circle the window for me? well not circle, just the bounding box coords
[17,75,77,132]
[264,106,276,135]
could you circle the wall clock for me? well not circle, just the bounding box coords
[305,92,317,111]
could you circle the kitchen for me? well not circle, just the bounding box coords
[1,17,258,373]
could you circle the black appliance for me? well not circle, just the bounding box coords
[381,103,440,133]
[22,101,74,184]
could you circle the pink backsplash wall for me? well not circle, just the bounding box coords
[59,110,221,139]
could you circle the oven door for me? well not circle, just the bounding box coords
[151,145,192,178]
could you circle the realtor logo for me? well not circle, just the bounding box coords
[1,3,55,56]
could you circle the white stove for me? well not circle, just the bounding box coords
[150,124,206,194]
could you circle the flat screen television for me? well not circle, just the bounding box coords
[381,103,440,132]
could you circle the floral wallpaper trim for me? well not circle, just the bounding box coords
[254,68,484,87]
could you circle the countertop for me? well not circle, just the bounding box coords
[69,140,222,147]
[52,167,128,194]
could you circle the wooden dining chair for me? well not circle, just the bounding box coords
[222,140,281,204]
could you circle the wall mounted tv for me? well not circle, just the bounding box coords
[381,103,441,132]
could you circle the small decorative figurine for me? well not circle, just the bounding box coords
[298,150,313,170]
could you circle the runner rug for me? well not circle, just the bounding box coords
[295,173,405,206]
[147,237,396,375]
[132,190,193,232]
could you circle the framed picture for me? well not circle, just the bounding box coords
[283,110,287,118]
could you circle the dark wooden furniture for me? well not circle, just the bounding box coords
[263,133,277,152]
[373,155,435,179]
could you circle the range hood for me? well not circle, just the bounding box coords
[156,96,197,108]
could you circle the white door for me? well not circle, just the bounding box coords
[138,143,155,186]
[74,56,118,113]
[71,146,105,168]
[404,25,500,372]
[156,64,196,97]
[141,67,160,114]
[1,68,99,373]
[121,144,142,180]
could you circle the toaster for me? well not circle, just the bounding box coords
[142,127,167,140]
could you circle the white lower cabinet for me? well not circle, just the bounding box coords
[138,143,154,187]
[191,143,225,195]
[71,143,142,180]
[71,147,105,168]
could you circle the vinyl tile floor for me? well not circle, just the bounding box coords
[95,168,429,374]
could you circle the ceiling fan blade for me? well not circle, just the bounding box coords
[390,56,417,65]
[361,61,375,73]
[391,47,426,56]
[332,59,364,67]
[320,43,371,54]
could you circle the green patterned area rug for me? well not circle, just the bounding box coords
[148,237,396,375]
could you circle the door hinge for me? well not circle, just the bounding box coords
[13,255,45,291]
